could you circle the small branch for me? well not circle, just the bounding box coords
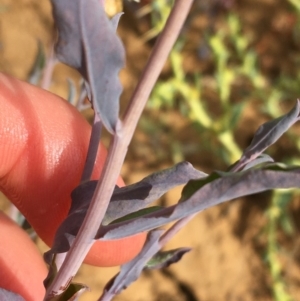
[41,43,57,90]
[97,214,196,301]
[9,204,20,223]
[76,79,89,111]
[44,0,193,298]
[123,0,193,132]
[159,213,196,247]
[80,113,102,183]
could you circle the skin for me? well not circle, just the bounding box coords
[0,211,47,301]
[0,73,146,300]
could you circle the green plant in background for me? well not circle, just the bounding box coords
[266,190,296,301]
[148,13,260,164]
[289,0,300,45]
[141,0,174,41]
[140,1,300,300]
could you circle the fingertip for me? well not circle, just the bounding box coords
[0,211,47,301]
[0,73,146,269]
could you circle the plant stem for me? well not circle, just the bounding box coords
[98,215,196,301]
[159,213,196,247]
[41,43,57,90]
[123,0,193,131]
[44,0,193,298]
[80,113,102,183]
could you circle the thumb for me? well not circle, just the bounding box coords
[0,73,145,267]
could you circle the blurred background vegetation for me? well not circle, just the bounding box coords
[137,1,300,300]
[2,0,300,300]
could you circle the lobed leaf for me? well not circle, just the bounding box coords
[51,0,125,133]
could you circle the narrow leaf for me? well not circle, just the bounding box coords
[234,100,300,170]
[239,154,274,171]
[101,230,163,298]
[104,161,207,224]
[97,164,300,240]
[110,206,163,224]
[145,248,192,270]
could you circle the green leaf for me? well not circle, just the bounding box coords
[110,206,163,224]
[145,248,191,270]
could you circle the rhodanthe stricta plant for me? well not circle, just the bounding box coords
[1,0,300,300]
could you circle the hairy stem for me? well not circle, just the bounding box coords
[44,0,193,298]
